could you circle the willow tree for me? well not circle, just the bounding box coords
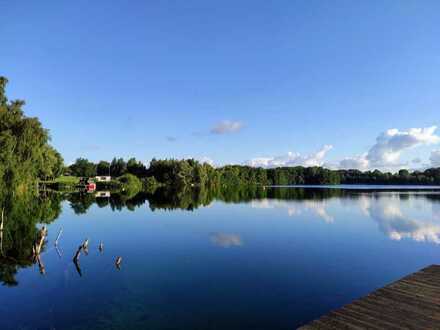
[0,77,63,198]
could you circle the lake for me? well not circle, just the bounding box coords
[1,186,440,329]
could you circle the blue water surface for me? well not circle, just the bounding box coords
[1,187,440,329]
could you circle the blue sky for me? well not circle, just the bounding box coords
[2,1,440,170]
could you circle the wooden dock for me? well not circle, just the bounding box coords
[299,265,440,329]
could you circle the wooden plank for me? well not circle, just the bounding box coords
[298,265,440,329]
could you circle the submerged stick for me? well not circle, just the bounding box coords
[36,254,46,275]
[82,238,89,249]
[55,244,62,258]
[0,208,3,256]
[0,225,3,257]
[73,258,82,277]
[54,228,63,246]
[115,256,122,270]
[34,226,47,256]
[0,208,4,231]
[82,238,89,255]
[72,242,83,276]
[73,245,82,262]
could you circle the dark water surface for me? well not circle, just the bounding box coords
[1,186,440,329]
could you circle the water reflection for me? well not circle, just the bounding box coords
[251,199,334,223]
[0,192,63,286]
[210,233,243,248]
[359,194,440,243]
[1,186,440,287]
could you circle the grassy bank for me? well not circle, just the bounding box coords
[44,174,161,195]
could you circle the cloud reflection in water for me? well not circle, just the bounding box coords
[251,193,440,244]
[210,233,243,248]
[251,199,334,223]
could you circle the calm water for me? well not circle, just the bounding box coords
[1,186,440,329]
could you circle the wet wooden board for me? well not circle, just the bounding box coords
[299,265,440,329]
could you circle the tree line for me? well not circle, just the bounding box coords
[68,157,440,187]
[2,75,440,196]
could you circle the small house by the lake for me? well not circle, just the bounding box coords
[96,191,111,198]
[95,176,111,182]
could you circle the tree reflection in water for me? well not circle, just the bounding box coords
[1,186,440,286]
[0,191,63,286]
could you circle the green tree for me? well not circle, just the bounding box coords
[97,161,111,176]
[0,76,63,195]
[69,158,97,177]
[127,158,147,177]
[110,158,127,177]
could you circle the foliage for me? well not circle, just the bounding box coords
[0,191,63,285]
[117,173,142,198]
[69,158,97,177]
[64,155,440,188]
[0,76,64,195]
[110,158,127,177]
[96,161,110,176]
[127,158,147,177]
[142,176,161,194]
[147,158,218,188]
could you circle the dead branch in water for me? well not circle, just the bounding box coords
[73,245,82,262]
[34,226,47,256]
[72,242,83,276]
[73,258,82,277]
[82,238,89,255]
[82,238,89,249]
[36,254,46,275]
[54,228,63,246]
[115,256,122,270]
[0,208,3,256]
[55,244,62,258]
[0,208,4,231]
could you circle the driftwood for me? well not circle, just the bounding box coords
[82,238,89,255]
[0,229,2,256]
[54,228,63,246]
[73,258,82,277]
[72,243,83,276]
[73,245,82,262]
[36,254,46,275]
[0,208,3,256]
[0,208,4,231]
[82,238,89,249]
[34,226,47,256]
[115,256,122,270]
[55,244,62,258]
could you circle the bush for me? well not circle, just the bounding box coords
[117,173,142,197]
[142,176,161,193]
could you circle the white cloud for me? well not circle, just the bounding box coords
[210,233,243,248]
[430,150,440,167]
[367,126,439,167]
[339,154,369,170]
[247,145,333,168]
[211,120,243,134]
[338,126,440,171]
[243,126,439,171]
